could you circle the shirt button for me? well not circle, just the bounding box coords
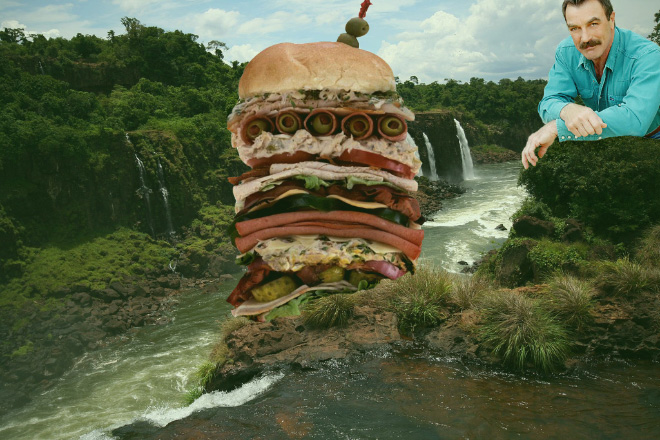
[561,136,565,140]
[598,136,602,140]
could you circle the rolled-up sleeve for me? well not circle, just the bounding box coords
[538,48,578,124]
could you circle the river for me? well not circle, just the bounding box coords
[1,161,658,439]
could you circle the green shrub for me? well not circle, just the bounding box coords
[527,239,587,278]
[596,258,660,296]
[384,265,452,335]
[511,197,554,223]
[303,294,356,329]
[479,290,570,372]
[544,273,595,329]
[449,274,490,310]
[635,224,660,268]
[519,137,660,240]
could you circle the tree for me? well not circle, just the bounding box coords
[649,10,660,45]
[0,27,27,44]
[207,40,228,59]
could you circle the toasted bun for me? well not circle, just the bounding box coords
[238,42,396,99]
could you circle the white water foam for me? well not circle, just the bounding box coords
[140,373,284,428]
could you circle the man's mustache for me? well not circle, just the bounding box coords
[580,39,601,49]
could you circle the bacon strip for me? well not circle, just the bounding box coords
[235,225,422,260]
[235,211,424,245]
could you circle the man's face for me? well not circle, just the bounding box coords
[565,0,615,63]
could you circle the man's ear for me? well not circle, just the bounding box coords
[609,11,615,27]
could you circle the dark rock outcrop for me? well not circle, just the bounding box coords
[409,111,464,183]
[512,215,556,239]
[207,306,401,392]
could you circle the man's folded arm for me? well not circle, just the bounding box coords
[556,49,660,141]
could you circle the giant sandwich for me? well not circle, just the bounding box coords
[226,42,423,321]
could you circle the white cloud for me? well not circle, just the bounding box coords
[1,19,61,39]
[22,3,79,24]
[236,11,310,36]
[378,0,567,83]
[111,0,162,14]
[225,43,259,63]
[190,8,241,40]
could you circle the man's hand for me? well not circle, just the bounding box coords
[522,121,558,169]
[560,103,607,137]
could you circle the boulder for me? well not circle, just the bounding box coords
[512,215,555,239]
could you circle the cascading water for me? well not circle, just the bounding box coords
[38,61,45,75]
[157,157,175,237]
[134,153,155,237]
[406,133,423,177]
[454,119,475,180]
[422,133,439,181]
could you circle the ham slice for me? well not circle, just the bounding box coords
[235,211,424,245]
[235,225,422,260]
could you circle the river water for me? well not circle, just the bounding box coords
[2,162,659,439]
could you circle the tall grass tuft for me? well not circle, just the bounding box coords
[544,273,596,330]
[449,274,490,310]
[479,290,570,372]
[184,361,217,405]
[382,265,453,335]
[596,258,660,296]
[185,316,250,405]
[635,224,660,268]
[303,294,355,329]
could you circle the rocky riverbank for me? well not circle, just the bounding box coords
[415,177,466,217]
[0,228,238,414]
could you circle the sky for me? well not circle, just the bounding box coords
[1,0,658,83]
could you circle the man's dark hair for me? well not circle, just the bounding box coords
[562,0,614,20]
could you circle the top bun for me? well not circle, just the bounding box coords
[238,42,396,99]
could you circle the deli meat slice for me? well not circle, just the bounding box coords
[235,210,424,245]
[235,225,422,260]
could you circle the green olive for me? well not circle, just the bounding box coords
[246,118,270,139]
[337,33,359,48]
[277,112,300,134]
[346,17,369,37]
[347,115,370,137]
[379,116,405,137]
[311,113,334,135]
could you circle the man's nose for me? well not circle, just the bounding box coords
[580,27,592,43]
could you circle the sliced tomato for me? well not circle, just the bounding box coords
[338,150,414,179]
[247,151,315,168]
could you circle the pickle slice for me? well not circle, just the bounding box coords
[251,276,299,302]
[319,266,346,283]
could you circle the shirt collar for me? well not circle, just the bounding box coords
[578,26,620,72]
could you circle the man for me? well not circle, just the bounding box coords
[522,0,660,169]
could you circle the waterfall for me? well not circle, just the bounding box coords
[406,133,423,177]
[422,133,439,181]
[134,154,155,237]
[454,119,475,180]
[38,61,45,75]
[157,157,175,237]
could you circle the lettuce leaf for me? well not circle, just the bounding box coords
[293,175,331,191]
[235,252,255,266]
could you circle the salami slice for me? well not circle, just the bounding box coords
[235,210,424,245]
[235,225,422,260]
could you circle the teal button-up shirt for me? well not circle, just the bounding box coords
[539,27,660,141]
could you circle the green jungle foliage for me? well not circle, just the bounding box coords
[0,18,248,287]
[519,137,660,240]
